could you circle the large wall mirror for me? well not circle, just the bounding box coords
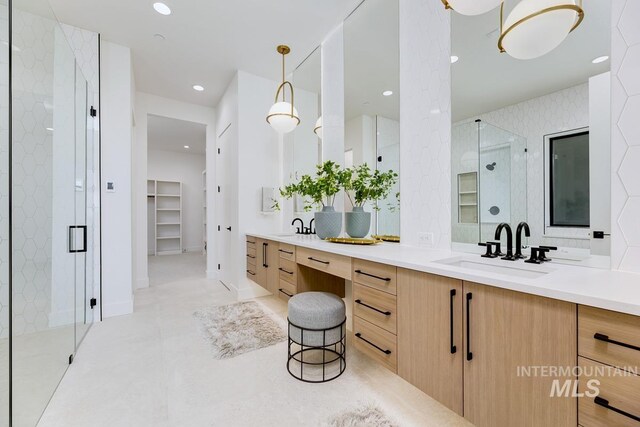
[451,0,612,266]
[282,47,322,226]
[344,0,400,237]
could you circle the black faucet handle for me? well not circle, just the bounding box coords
[489,241,504,256]
[479,242,498,258]
[537,248,553,262]
[525,248,541,264]
[539,245,557,251]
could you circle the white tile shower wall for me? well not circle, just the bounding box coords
[399,0,451,248]
[611,0,640,273]
[456,84,591,250]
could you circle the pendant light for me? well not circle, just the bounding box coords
[314,116,323,139]
[266,45,300,134]
[441,0,503,16]
[498,0,584,60]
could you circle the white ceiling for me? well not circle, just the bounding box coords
[48,0,362,107]
[147,115,206,154]
[452,0,611,121]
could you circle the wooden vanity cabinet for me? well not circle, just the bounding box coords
[462,282,577,427]
[397,269,464,415]
[251,237,278,292]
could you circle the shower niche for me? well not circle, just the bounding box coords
[451,120,528,246]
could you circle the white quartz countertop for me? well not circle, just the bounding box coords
[247,232,640,317]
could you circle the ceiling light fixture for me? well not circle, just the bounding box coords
[314,116,323,139]
[591,55,609,64]
[153,33,166,41]
[382,90,393,97]
[441,0,502,16]
[451,55,459,63]
[184,145,190,149]
[193,85,204,92]
[266,45,300,134]
[498,0,584,60]
[153,2,171,15]
[46,127,54,132]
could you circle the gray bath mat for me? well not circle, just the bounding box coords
[193,301,286,359]
[326,404,398,427]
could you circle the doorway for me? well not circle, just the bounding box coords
[146,115,207,286]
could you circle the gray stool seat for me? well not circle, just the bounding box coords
[288,292,346,348]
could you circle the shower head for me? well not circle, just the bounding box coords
[486,162,496,171]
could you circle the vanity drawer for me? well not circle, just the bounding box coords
[579,305,640,371]
[278,243,296,261]
[247,246,257,260]
[578,357,640,427]
[246,236,257,246]
[296,247,351,280]
[278,279,296,301]
[353,316,397,373]
[353,283,397,334]
[353,259,397,295]
[278,258,297,285]
[246,254,256,269]
[246,267,258,281]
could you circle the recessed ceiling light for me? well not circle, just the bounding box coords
[46,127,54,132]
[382,90,393,97]
[184,145,190,149]
[193,85,204,92]
[153,2,171,15]
[592,55,609,64]
[153,33,166,41]
[451,55,459,64]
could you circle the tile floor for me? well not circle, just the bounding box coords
[38,253,470,427]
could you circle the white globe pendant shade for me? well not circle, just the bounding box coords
[314,116,323,139]
[267,101,300,134]
[444,0,502,15]
[499,0,584,60]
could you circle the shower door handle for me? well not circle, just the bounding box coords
[69,225,87,253]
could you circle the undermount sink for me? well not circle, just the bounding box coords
[435,256,551,279]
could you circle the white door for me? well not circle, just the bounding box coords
[216,123,233,285]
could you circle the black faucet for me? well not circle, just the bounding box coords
[515,221,530,259]
[308,218,315,235]
[291,218,304,234]
[495,223,515,261]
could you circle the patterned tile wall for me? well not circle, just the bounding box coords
[611,0,640,273]
[399,0,451,248]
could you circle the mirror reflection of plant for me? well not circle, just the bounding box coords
[342,163,398,211]
[277,161,343,211]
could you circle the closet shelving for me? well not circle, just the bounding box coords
[147,179,183,255]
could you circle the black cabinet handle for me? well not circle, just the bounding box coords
[308,257,329,265]
[278,267,294,275]
[247,240,256,244]
[247,270,256,276]
[594,396,640,422]
[355,332,391,355]
[279,288,293,298]
[450,289,457,354]
[263,243,268,268]
[355,299,391,316]
[466,292,473,361]
[354,269,391,282]
[247,254,256,259]
[279,249,294,255]
[594,333,640,352]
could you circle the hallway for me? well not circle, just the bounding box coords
[37,256,468,427]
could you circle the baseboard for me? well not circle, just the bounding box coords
[237,283,270,300]
[102,297,134,318]
[136,277,149,289]
[184,246,203,253]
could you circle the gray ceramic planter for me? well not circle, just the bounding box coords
[346,206,371,238]
[314,206,342,239]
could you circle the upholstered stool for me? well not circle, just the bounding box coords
[287,292,346,383]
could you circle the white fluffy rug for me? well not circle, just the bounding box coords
[326,404,398,427]
[194,301,287,359]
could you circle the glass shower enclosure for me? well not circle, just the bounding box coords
[1,0,100,425]
[451,120,528,247]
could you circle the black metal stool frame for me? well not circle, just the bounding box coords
[287,317,346,383]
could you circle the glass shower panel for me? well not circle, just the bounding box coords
[451,121,480,244]
[11,2,77,424]
[375,116,400,236]
[0,0,9,424]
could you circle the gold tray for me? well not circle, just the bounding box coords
[372,235,400,243]
[325,237,382,245]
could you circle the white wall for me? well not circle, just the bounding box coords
[100,40,134,317]
[132,93,216,289]
[148,149,206,252]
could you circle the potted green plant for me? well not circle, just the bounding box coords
[279,161,343,239]
[342,164,398,238]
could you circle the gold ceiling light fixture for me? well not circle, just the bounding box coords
[440,0,503,16]
[266,45,300,134]
[498,0,584,60]
[314,116,323,139]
